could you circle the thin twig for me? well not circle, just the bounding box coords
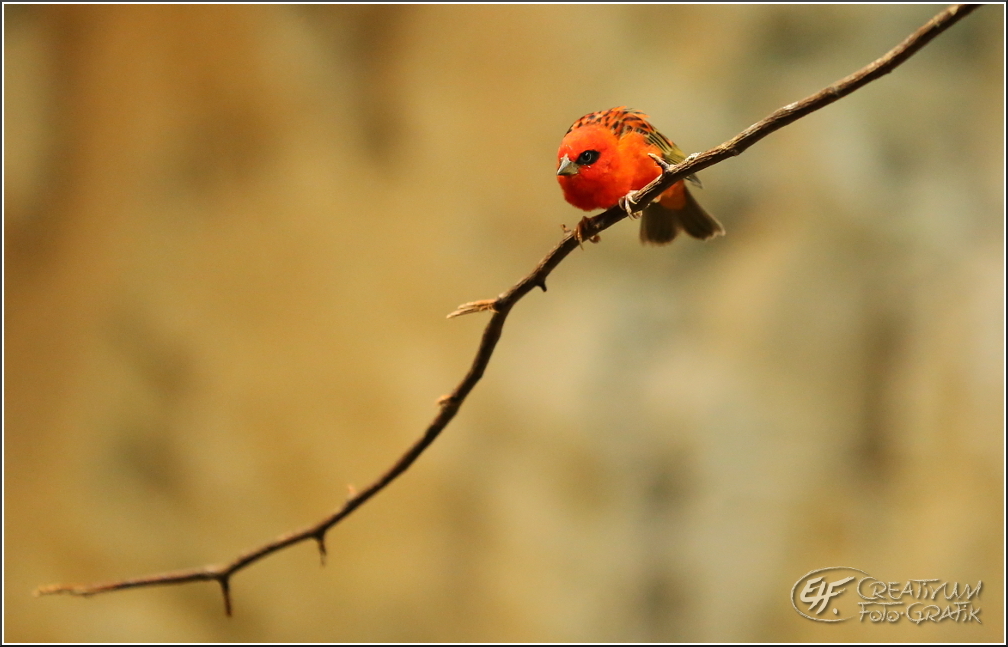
[35,4,980,615]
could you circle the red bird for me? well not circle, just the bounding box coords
[556,107,724,245]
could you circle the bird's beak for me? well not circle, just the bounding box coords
[556,155,579,176]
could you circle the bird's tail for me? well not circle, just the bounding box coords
[639,183,724,245]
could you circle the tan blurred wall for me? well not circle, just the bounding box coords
[4,4,1003,642]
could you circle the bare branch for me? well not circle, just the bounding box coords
[35,3,981,615]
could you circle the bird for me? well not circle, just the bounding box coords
[556,107,724,245]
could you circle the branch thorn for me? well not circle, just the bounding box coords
[648,152,674,172]
[315,532,328,566]
[218,576,233,617]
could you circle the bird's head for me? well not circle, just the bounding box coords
[556,125,621,210]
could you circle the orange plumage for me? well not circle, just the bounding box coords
[556,107,724,245]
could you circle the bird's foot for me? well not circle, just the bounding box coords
[618,191,642,219]
[563,220,601,247]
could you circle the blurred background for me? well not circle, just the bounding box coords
[4,4,1003,642]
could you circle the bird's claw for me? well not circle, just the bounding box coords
[563,220,600,247]
[618,192,642,219]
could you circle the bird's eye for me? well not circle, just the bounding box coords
[576,150,600,165]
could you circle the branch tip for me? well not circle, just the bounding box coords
[446,299,498,319]
[35,583,85,597]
